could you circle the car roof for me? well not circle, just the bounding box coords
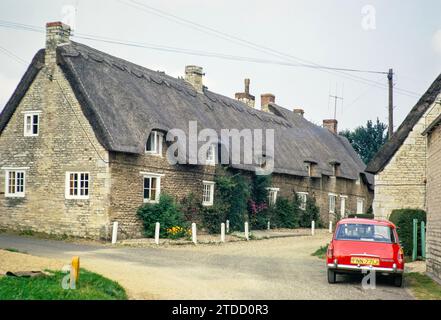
[337,218,396,228]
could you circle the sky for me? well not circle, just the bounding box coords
[0,0,440,131]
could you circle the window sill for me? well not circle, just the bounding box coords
[65,197,90,200]
[5,194,25,198]
[144,200,159,204]
[202,202,213,207]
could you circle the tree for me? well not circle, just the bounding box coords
[340,118,388,165]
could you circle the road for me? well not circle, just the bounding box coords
[0,233,414,300]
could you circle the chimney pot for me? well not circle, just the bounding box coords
[293,108,304,117]
[185,65,204,93]
[235,78,255,108]
[261,93,275,112]
[244,78,250,94]
[323,119,338,134]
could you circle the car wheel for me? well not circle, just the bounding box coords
[328,269,336,284]
[393,274,403,287]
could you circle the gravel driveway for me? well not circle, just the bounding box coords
[0,233,414,300]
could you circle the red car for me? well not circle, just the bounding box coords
[327,218,405,287]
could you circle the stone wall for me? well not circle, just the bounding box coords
[373,100,441,219]
[427,123,441,283]
[0,63,111,239]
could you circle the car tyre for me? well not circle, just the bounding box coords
[393,274,403,287]
[328,269,336,284]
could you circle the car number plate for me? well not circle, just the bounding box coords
[350,257,380,266]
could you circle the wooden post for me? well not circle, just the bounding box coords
[311,221,315,236]
[421,221,426,260]
[71,256,80,289]
[226,220,230,234]
[192,223,197,244]
[244,222,249,241]
[412,219,418,261]
[388,68,394,139]
[155,222,160,245]
[329,221,333,234]
[267,220,271,230]
[111,222,118,244]
[221,223,225,243]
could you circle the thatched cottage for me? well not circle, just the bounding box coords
[0,22,373,239]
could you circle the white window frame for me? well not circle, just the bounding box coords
[297,192,308,210]
[65,172,90,200]
[145,131,163,156]
[23,111,41,137]
[205,145,216,166]
[328,193,337,214]
[357,198,364,214]
[340,195,348,217]
[202,181,215,206]
[267,187,280,206]
[4,169,26,198]
[141,172,164,204]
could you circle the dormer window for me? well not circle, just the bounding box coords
[329,160,341,177]
[23,111,40,136]
[303,160,317,177]
[145,131,163,155]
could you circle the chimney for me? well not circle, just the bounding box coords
[323,119,338,134]
[261,93,275,112]
[45,22,71,66]
[185,65,204,93]
[235,78,256,108]
[293,108,304,117]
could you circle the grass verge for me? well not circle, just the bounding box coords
[406,272,441,300]
[2,248,27,254]
[0,268,127,300]
[312,244,328,259]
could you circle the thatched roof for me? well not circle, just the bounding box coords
[366,73,441,174]
[0,41,372,184]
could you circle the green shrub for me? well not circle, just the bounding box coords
[228,174,250,231]
[299,196,321,228]
[248,174,271,230]
[136,194,186,238]
[202,204,227,234]
[347,213,375,219]
[272,197,299,228]
[389,208,426,256]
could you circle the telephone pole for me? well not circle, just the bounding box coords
[388,68,394,140]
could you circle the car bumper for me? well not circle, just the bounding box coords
[327,263,404,274]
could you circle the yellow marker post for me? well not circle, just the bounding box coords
[71,256,80,288]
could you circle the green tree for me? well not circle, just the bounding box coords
[340,118,388,164]
[299,196,321,228]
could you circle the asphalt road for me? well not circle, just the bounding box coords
[0,233,414,300]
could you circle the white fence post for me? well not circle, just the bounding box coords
[329,221,333,234]
[267,220,271,230]
[111,222,118,244]
[155,222,160,245]
[192,223,197,244]
[311,220,315,236]
[226,220,230,234]
[221,223,225,243]
[245,222,249,241]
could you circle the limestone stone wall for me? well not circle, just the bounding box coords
[373,100,441,219]
[0,63,111,239]
[427,123,441,283]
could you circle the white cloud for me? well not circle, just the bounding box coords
[0,74,18,112]
[432,29,441,55]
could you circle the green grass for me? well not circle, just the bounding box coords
[312,244,329,259]
[0,269,127,300]
[3,248,27,254]
[406,272,441,300]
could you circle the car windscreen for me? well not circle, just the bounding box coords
[335,223,396,243]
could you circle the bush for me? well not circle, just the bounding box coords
[389,209,427,256]
[180,193,202,224]
[299,196,321,228]
[347,213,375,219]
[248,200,269,230]
[228,174,250,231]
[272,197,299,228]
[136,194,186,238]
[202,204,227,234]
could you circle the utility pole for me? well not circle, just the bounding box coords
[388,68,394,139]
[329,94,344,120]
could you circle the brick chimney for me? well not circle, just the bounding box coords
[185,65,204,93]
[293,108,304,117]
[261,93,275,112]
[45,22,71,66]
[235,78,255,108]
[323,119,338,134]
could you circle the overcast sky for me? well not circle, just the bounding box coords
[0,0,440,131]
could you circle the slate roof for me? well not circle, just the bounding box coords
[0,41,372,184]
[366,73,441,174]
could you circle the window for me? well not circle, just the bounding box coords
[340,195,347,217]
[145,131,163,155]
[335,223,396,244]
[297,192,308,210]
[23,112,40,136]
[5,170,26,197]
[357,198,364,214]
[143,174,162,203]
[205,145,216,166]
[328,194,337,214]
[267,187,279,206]
[202,181,215,206]
[65,172,89,199]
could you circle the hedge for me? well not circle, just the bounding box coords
[389,208,426,256]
